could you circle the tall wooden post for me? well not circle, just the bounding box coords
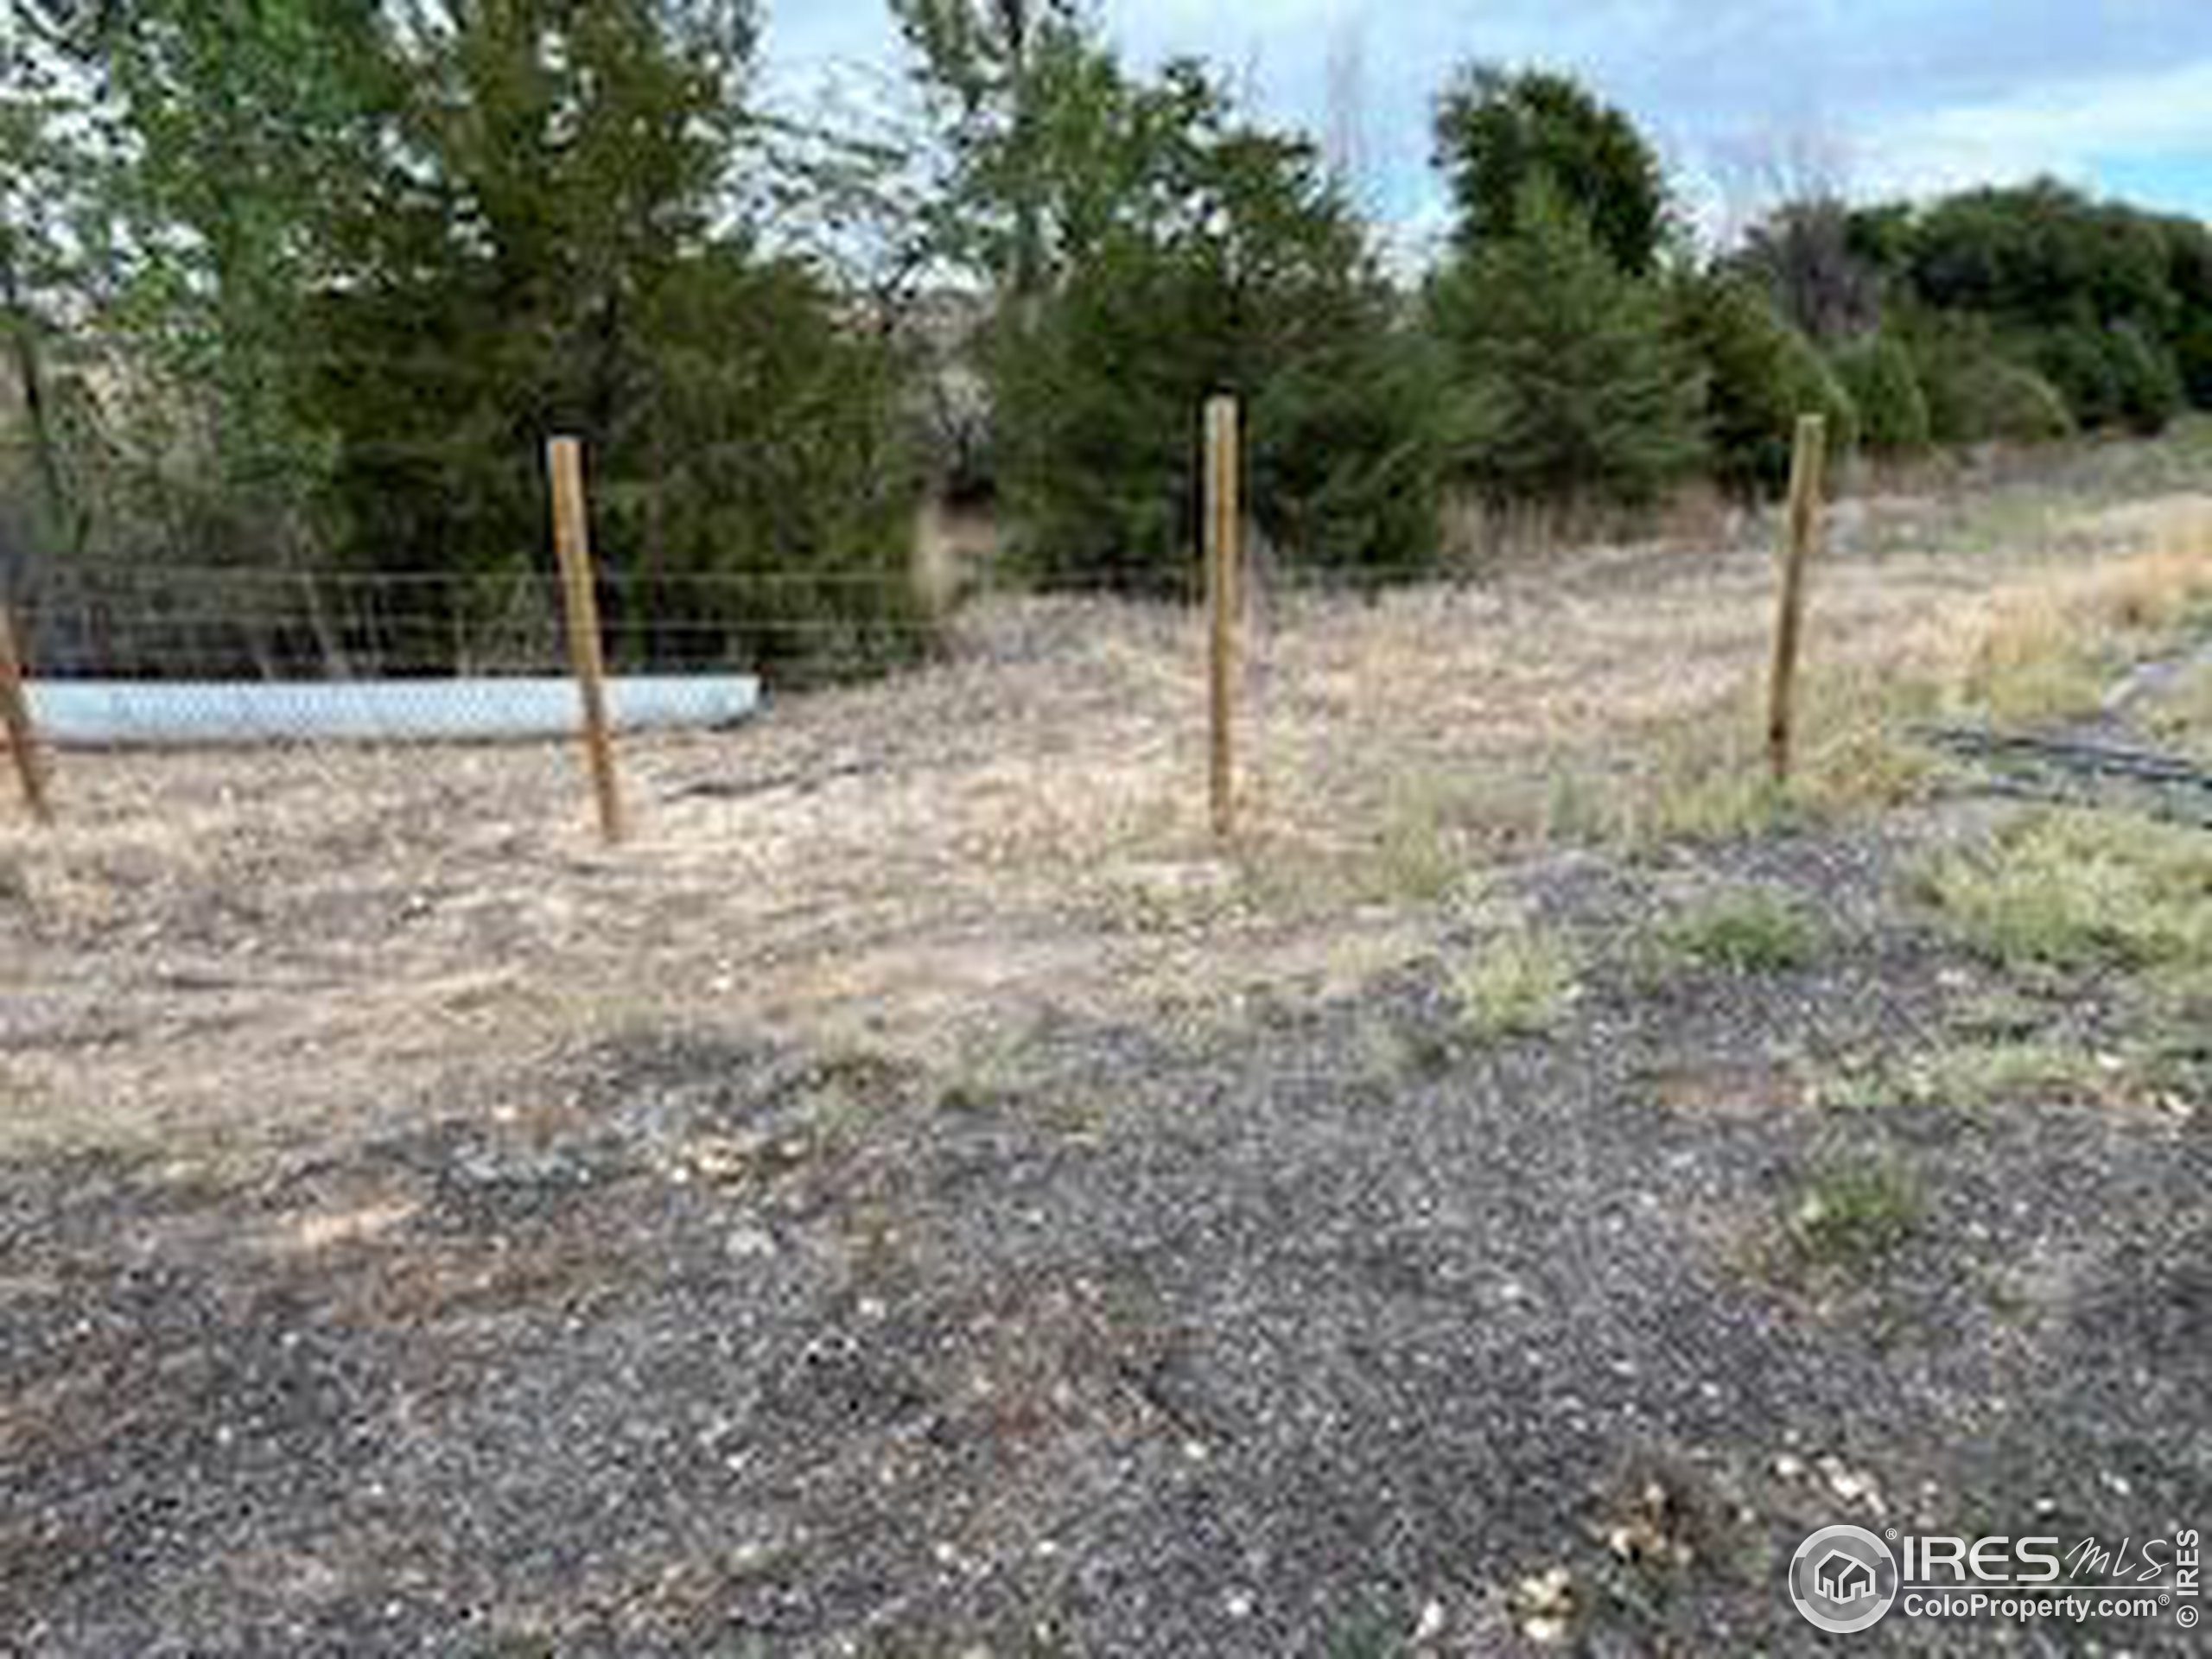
[547,436,626,845]
[0,598,51,825]
[1767,414,1828,785]
[1205,396,1242,839]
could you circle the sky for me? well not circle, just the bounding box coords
[759,0,2212,253]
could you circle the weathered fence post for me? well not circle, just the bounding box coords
[1205,395,1242,839]
[0,597,52,825]
[547,435,626,845]
[1767,414,1828,785]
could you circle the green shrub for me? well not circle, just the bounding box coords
[1922,810,2212,977]
[1910,326,2074,445]
[1671,275,1859,499]
[2171,313,2212,410]
[1785,1157,1922,1268]
[1833,334,1931,455]
[2106,322,2186,435]
[1656,887,1822,973]
[1427,186,1706,509]
[990,64,1441,591]
[2032,324,2127,429]
[1452,926,1580,1042]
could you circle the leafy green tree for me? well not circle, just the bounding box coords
[889,0,1081,298]
[303,0,923,676]
[1908,181,2176,334]
[96,0,396,573]
[1427,186,1704,507]
[0,10,112,568]
[2032,324,2127,429]
[1833,334,1931,456]
[987,54,1439,587]
[1900,314,2074,446]
[2158,216,2212,409]
[1431,65,1670,275]
[2104,321,2185,435]
[1670,275,1857,499]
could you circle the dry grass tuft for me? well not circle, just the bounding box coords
[1921,808,2212,979]
[1451,925,1580,1042]
[1930,498,2212,722]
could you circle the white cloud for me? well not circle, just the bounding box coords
[1858,54,2212,200]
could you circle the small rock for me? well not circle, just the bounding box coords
[1412,1599,1446,1643]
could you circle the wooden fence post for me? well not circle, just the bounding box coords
[547,435,626,845]
[1205,395,1242,839]
[1767,414,1828,785]
[0,597,52,825]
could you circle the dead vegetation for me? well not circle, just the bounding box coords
[1,443,2209,1172]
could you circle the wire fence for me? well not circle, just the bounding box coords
[0,405,1832,849]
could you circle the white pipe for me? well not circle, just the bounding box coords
[29,676,760,747]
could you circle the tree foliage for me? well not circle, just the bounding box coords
[4,0,925,679]
[982,51,1439,586]
[1832,334,1931,457]
[1806,181,2207,436]
[1427,186,1704,507]
[1432,65,1671,275]
[1670,274,1857,499]
[1899,315,2075,446]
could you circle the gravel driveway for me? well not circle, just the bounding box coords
[7,818,2206,1656]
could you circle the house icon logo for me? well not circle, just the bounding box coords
[1816,1549,1877,1603]
[1789,1524,1898,1633]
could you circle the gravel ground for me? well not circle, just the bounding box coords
[5,814,2207,1656]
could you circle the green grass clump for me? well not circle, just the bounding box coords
[1451,927,1579,1043]
[1819,1040,2109,1113]
[1922,809,2212,977]
[1786,1157,1923,1268]
[1657,887,1822,973]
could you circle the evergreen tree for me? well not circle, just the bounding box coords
[1431,65,1671,276]
[974,50,1440,588]
[1672,275,1859,499]
[1427,187,1704,508]
[1833,334,1932,457]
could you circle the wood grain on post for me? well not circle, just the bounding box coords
[1767,414,1829,785]
[0,599,52,825]
[1205,396,1241,838]
[547,435,626,845]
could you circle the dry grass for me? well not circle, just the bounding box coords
[1920,808,2212,980]
[5,447,2210,1161]
[1928,498,2212,721]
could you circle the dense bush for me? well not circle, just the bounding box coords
[7,0,928,682]
[1833,334,1932,455]
[1908,182,2177,335]
[2031,325,2129,430]
[2105,322,2187,435]
[988,59,1440,589]
[1671,276,1859,498]
[1431,65,1672,276]
[1908,321,2075,445]
[2026,321,2184,435]
[1427,187,1705,507]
